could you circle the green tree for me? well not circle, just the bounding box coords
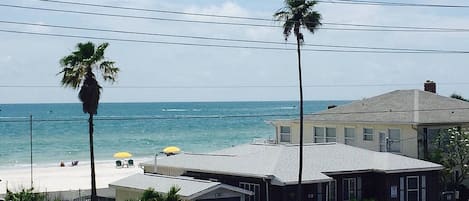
[140,186,181,201]
[58,42,119,201]
[432,127,469,191]
[450,93,469,102]
[5,188,46,201]
[274,1,321,200]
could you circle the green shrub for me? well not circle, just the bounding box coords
[5,188,46,201]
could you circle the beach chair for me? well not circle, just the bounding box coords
[128,159,134,167]
[71,160,79,166]
[115,160,123,168]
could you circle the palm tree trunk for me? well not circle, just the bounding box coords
[296,36,304,201]
[89,113,97,201]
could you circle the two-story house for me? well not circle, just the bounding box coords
[270,81,469,159]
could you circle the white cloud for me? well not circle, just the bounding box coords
[184,2,250,20]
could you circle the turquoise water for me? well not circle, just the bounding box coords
[0,101,348,168]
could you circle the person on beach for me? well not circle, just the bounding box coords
[60,161,65,167]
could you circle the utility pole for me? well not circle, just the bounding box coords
[30,114,33,189]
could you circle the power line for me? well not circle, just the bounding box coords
[35,0,469,32]
[0,113,297,122]
[3,106,469,123]
[0,4,278,28]
[2,3,469,33]
[4,28,468,54]
[2,82,469,89]
[319,0,469,8]
[325,22,469,32]
[38,0,272,21]
[2,20,467,53]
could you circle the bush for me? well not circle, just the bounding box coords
[5,188,46,201]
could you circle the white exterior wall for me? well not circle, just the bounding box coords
[275,122,419,158]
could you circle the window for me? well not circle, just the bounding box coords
[343,177,361,201]
[363,128,373,141]
[239,182,260,201]
[328,180,336,201]
[421,176,426,201]
[400,177,405,201]
[317,182,323,201]
[314,127,336,143]
[314,127,325,143]
[344,128,355,145]
[280,126,291,143]
[400,176,425,201]
[407,176,419,201]
[326,128,337,142]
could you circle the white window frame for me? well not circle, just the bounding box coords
[406,176,419,201]
[279,126,291,143]
[344,127,355,145]
[314,127,337,143]
[239,182,260,201]
[363,128,374,141]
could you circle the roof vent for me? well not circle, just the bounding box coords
[424,80,436,93]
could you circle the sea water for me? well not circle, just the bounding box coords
[0,101,348,168]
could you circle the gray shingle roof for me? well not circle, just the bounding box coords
[109,174,252,199]
[303,90,469,124]
[149,143,442,185]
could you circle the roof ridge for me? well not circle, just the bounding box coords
[143,173,218,184]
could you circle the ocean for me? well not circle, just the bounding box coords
[0,101,348,168]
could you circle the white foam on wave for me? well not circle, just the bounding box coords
[162,108,188,112]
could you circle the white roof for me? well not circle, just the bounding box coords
[148,143,442,185]
[109,173,252,199]
[300,90,469,125]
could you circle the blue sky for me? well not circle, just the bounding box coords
[1,0,469,103]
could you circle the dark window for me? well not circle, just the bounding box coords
[400,176,425,201]
[342,177,361,201]
[280,126,291,143]
[363,128,373,141]
[407,176,419,201]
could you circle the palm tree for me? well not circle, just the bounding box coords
[141,186,182,201]
[274,1,321,201]
[58,42,119,201]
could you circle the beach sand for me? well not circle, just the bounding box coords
[0,159,145,195]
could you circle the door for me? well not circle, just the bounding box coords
[388,129,401,153]
[379,130,401,153]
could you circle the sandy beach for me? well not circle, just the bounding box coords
[0,159,145,195]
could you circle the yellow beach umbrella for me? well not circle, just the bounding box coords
[113,151,132,158]
[163,146,181,154]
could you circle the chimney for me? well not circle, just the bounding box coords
[424,80,436,93]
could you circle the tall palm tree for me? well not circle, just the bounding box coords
[58,42,119,201]
[274,1,321,201]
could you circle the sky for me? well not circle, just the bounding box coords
[1,0,469,103]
